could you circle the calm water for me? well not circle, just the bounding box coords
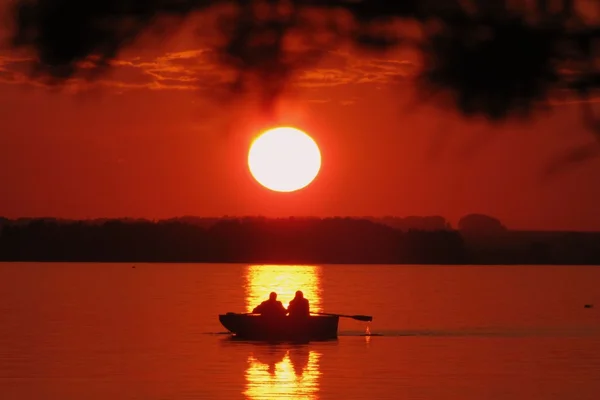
[1,263,599,400]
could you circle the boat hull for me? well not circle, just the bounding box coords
[219,313,339,341]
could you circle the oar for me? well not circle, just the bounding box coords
[312,312,373,322]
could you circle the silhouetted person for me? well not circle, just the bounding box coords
[287,290,310,318]
[251,346,287,376]
[253,292,286,317]
[288,347,310,377]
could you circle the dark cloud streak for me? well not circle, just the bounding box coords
[10,0,208,79]
[8,1,600,117]
[7,0,600,174]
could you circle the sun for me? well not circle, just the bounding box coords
[248,127,321,192]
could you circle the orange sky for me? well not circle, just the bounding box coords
[1,4,600,231]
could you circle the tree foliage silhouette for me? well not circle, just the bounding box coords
[1,216,599,264]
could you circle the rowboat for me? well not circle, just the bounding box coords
[219,313,340,341]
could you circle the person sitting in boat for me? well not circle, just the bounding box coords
[253,292,287,317]
[287,290,310,317]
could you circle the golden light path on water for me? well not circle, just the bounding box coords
[244,349,322,400]
[243,265,324,400]
[244,265,323,313]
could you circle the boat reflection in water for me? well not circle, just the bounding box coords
[244,345,322,400]
[244,265,323,313]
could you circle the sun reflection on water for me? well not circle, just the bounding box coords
[244,347,321,400]
[244,265,323,313]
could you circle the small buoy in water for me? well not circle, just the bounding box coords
[584,304,593,308]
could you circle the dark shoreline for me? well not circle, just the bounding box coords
[1,216,599,265]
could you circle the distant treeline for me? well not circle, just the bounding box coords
[0,215,599,264]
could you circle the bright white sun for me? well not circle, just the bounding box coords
[248,127,321,192]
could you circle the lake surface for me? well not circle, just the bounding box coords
[1,263,599,399]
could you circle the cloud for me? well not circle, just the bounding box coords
[543,142,600,178]
[0,48,416,94]
[295,51,416,88]
[3,47,598,114]
[0,55,36,85]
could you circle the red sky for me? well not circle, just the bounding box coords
[1,4,600,231]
